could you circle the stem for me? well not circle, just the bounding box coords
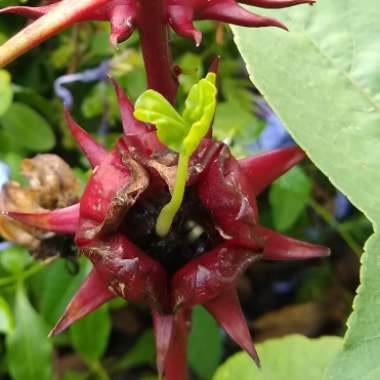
[0,0,109,68]
[0,257,56,288]
[136,0,178,103]
[86,360,110,380]
[156,153,189,237]
[308,198,362,257]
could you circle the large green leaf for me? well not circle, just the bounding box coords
[7,287,53,380]
[213,335,342,380]
[232,1,380,379]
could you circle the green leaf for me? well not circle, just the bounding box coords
[114,329,155,371]
[0,297,14,335]
[0,246,33,275]
[7,287,53,380]
[178,52,203,92]
[63,371,86,380]
[2,151,26,184]
[182,73,215,125]
[69,305,111,361]
[134,90,188,152]
[213,101,264,158]
[182,73,217,155]
[213,335,342,380]
[134,73,217,155]
[269,166,311,232]
[0,70,13,116]
[189,306,222,379]
[81,82,119,123]
[135,74,217,236]
[231,1,380,378]
[40,258,90,327]
[0,103,56,151]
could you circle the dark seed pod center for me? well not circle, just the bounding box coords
[121,187,222,275]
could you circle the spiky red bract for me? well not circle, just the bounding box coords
[8,81,329,380]
[0,0,315,67]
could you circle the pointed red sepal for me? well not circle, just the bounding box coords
[152,312,174,377]
[239,147,305,195]
[0,5,56,19]
[49,269,115,336]
[204,56,220,138]
[109,4,137,47]
[197,146,259,242]
[208,56,221,75]
[240,0,315,8]
[200,0,288,30]
[64,108,107,168]
[110,79,148,135]
[168,5,202,46]
[172,241,261,308]
[163,308,190,380]
[5,204,80,235]
[256,225,331,260]
[205,289,260,367]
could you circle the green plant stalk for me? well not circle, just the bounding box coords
[308,198,362,257]
[156,153,190,237]
[0,0,108,68]
[0,257,56,288]
[85,359,110,380]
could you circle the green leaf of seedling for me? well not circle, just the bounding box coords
[183,73,216,125]
[134,73,217,155]
[182,73,217,155]
[134,73,218,237]
[134,90,188,152]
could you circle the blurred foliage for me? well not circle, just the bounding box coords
[0,5,373,380]
[213,335,342,380]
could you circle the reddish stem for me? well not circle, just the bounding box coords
[136,0,178,103]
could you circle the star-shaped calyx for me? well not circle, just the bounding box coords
[4,76,329,379]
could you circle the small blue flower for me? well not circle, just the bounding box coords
[0,160,10,190]
[54,60,110,108]
[334,191,352,220]
[251,98,294,151]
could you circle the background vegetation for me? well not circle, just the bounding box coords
[0,1,378,379]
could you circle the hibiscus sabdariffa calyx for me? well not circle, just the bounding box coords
[6,75,329,379]
[0,0,326,379]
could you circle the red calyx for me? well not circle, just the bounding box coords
[7,80,329,380]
